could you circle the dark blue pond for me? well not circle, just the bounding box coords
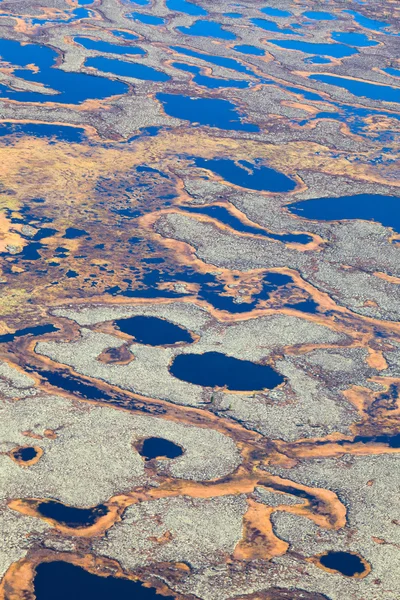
[170,46,254,75]
[303,56,331,65]
[287,194,400,234]
[269,39,358,58]
[74,36,145,55]
[112,30,139,41]
[193,157,296,192]
[139,437,184,460]
[0,39,128,104]
[0,324,58,343]
[303,11,336,21]
[114,315,194,345]
[261,7,291,17]
[344,10,392,33]
[0,122,86,142]
[37,501,108,528]
[172,62,249,88]
[183,204,312,244]
[251,18,295,35]
[166,0,207,16]
[128,12,165,25]
[31,7,93,26]
[170,351,284,391]
[34,562,174,600]
[309,74,400,103]
[223,12,242,19]
[319,551,367,577]
[331,31,378,47]
[86,57,170,81]
[177,19,236,40]
[234,44,265,56]
[156,93,259,131]
[11,446,38,462]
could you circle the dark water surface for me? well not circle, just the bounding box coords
[319,551,367,577]
[139,437,184,459]
[37,501,108,528]
[11,446,38,462]
[33,562,174,600]
[0,324,58,343]
[170,351,284,390]
[287,194,400,233]
[115,315,194,345]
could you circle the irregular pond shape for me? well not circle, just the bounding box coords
[285,299,320,314]
[36,501,108,528]
[63,227,88,239]
[33,367,117,401]
[10,446,38,462]
[31,7,93,26]
[384,67,400,78]
[177,19,236,40]
[343,9,392,33]
[193,157,297,192]
[74,36,145,55]
[156,93,259,131]
[0,122,86,142]
[170,45,255,75]
[183,205,312,244]
[166,0,207,16]
[269,39,358,58]
[261,7,292,17]
[331,31,378,47]
[0,39,129,104]
[287,194,400,234]
[169,351,284,391]
[139,437,184,459]
[172,62,249,88]
[303,56,331,65]
[128,12,165,25]
[34,562,174,600]
[77,0,94,4]
[233,44,265,56]
[0,324,58,343]
[114,315,194,345]
[124,0,150,4]
[86,57,170,81]
[303,11,336,21]
[251,18,295,35]
[309,74,400,103]
[318,551,368,577]
[112,30,139,40]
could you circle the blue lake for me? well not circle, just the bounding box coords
[261,7,292,17]
[115,315,194,345]
[170,351,284,391]
[0,38,128,104]
[251,18,295,35]
[172,62,249,88]
[0,122,86,142]
[331,31,378,47]
[177,20,236,40]
[193,157,297,192]
[234,44,265,56]
[269,39,358,58]
[86,57,170,82]
[156,93,259,131]
[304,56,331,64]
[287,194,400,234]
[344,10,391,33]
[303,11,336,21]
[384,67,400,78]
[74,36,145,55]
[128,12,165,25]
[167,0,207,15]
[309,74,400,103]
[112,30,139,40]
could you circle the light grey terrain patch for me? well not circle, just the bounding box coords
[0,394,241,506]
[0,501,50,580]
[252,486,303,507]
[0,361,37,398]
[94,495,247,569]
